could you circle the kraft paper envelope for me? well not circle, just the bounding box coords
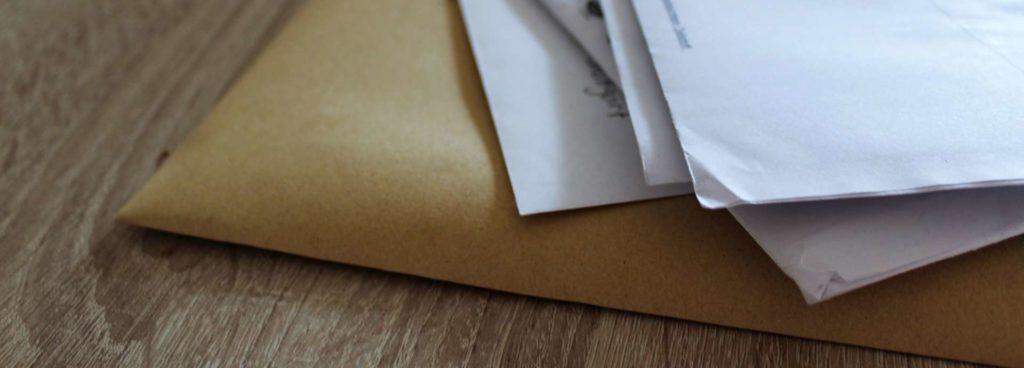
[117,0,1024,365]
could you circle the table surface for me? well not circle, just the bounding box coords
[0,1,986,366]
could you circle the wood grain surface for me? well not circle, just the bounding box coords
[0,0,988,366]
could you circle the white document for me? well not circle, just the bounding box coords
[536,0,621,86]
[929,0,1024,64]
[731,188,1024,302]
[600,0,690,186]
[593,0,1024,303]
[459,0,689,215]
[633,0,1024,209]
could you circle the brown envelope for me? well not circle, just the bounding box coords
[116,0,1024,365]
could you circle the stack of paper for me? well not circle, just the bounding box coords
[459,0,1024,303]
[115,0,1024,362]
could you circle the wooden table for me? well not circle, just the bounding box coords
[0,1,984,366]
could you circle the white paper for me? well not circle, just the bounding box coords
[599,0,690,186]
[731,188,1024,302]
[459,0,689,215]
[929,0,1024,64]
[536,0,621,86]
[592,0,1024,303]
[634,0,1024,209]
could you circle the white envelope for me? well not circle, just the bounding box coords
[586,0,1024,303]
[599,0,690,186]
[459,0,689,215]
[536,0,621,86]
[633,0,1024,209]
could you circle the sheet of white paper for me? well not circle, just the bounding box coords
[633,0,1024,209]
[929,0,1024,63]
[592,0,1024,303]
[599,0,690,186]
[536,0,621,86]
[731,188,1024,302]
[459,0,689,215]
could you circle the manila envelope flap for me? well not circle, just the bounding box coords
[116,0,1024,365]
